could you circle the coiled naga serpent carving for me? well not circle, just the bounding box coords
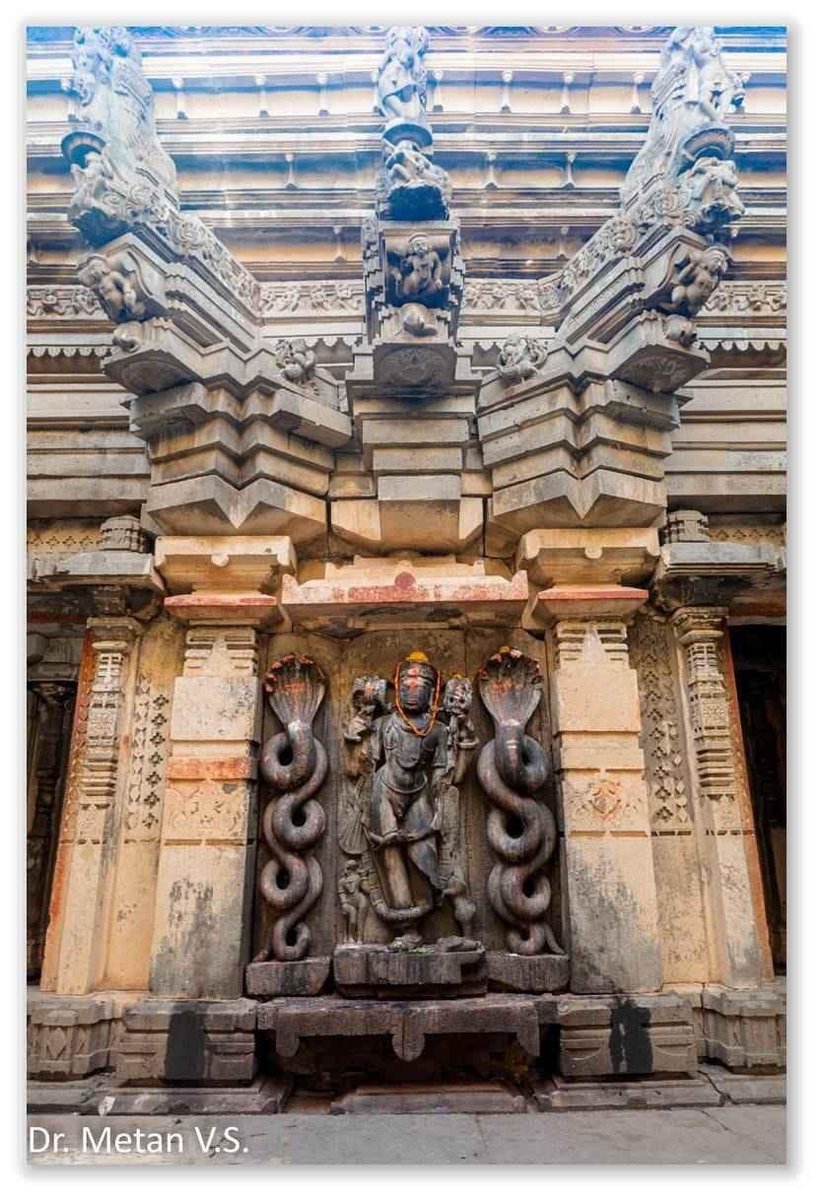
[477,647,564,956]
[255,653,327,963]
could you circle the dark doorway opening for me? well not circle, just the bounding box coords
[730,625,786,972]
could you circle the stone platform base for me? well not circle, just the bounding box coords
[701,984,786,1071]
[487,952,569,993]
[558,993,698,1078]
[246,957,330,998]
[331,1080,526,1114]
[701,1063,787,1105]
[27,994,117,1080]
[115,999,257,1086]
[80,1075,290,1116]
[259,993,541,1062]
[536,1074,720,1111]
[333,943,486,998]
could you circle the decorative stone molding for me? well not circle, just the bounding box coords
[27,286,106,320]
[28,995,117,1080]
[259,280,362,316]
[114,1000,257,1086]
[701,984,786,1071]
[701,280,787,315]
[672,607,736,808]
[629,613,691,827]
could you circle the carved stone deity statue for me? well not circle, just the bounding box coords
[377,27,431,140]
[341,653,478,950]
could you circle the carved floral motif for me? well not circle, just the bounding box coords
[629,613,691,826]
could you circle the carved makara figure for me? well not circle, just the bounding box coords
[477,647,564,957]
[341,653,478,949]
[255,654,328,963]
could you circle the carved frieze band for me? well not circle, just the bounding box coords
[183,628,259,677]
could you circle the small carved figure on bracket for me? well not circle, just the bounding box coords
[390,234,447,305]
[667,245,729,317]
[497,335,551,384]
[274,337,317,386]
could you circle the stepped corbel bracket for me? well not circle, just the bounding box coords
[539,27,745,356]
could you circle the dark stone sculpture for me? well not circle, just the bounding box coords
[477,648,564,957]
[375,26,451,220]
[255,654,327,963]
[341,653,478,950]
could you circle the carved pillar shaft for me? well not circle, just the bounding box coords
[148,625,262,999]
[40,618,142,994]
[546,597,663,994]
[27,683,74,978]
[672,607,771,986]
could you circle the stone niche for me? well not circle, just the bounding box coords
[247,628,567,1001]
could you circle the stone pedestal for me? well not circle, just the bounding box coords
[556,993,698,1079]
[486,952,569,994]
[333,943,486,998]
[701,984,786,1071]
[114,999,257,1086]
[543,588,663,994]
[27,994,117,1080]
[246,957,331,998]
[148,623,262,999]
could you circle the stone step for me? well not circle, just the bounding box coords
[330,1080,527,1115]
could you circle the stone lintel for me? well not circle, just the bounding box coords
[531,585,649,624]
[164,592,282,627]
[652,541,779,611]
[517,527,660,587]
[279,563,528,634]
[155,535,296,593]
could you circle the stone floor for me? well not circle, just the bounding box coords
[27,1102,786,1165]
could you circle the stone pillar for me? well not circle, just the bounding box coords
[40,618,142,994]
[544,588,663,994]
[27,682,74,978]
[672,607,770,987]
[148,624,262,999]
